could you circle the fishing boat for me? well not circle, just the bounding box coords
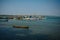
[13,25,29,29]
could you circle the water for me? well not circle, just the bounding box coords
[0,16,60,40]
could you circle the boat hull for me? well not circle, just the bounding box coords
[13,26,29,29]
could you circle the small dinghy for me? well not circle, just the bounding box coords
[13,25,29,29]
[0,19,8,22]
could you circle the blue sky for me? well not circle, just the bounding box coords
[0,0,60,16]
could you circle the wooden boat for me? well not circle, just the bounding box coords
[13,25,29,29]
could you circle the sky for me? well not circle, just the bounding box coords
[0,0,60,16]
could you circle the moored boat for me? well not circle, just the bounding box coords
[0,19,8,22]
[13,25,29,29]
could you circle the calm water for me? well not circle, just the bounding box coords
[0,16,60,40]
